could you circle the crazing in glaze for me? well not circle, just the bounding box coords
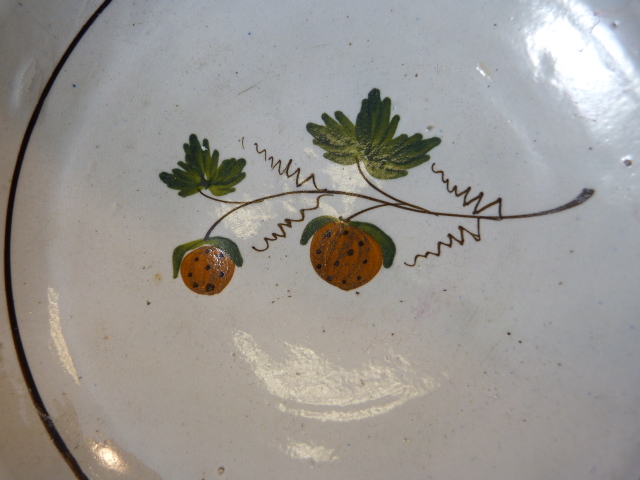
[160,88,595,294]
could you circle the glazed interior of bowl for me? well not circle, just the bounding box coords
[2,0,640,479]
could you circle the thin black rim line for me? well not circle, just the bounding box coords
[3,1,114,479]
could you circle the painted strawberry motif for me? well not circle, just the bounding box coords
[161,91,595,297]
[180,246,235,295]
[172,237,243,295]
[301,216,395,290]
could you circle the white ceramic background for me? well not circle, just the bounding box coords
[2,0,639,479]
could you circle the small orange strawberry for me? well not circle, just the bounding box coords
[180,246,235,295]
[301,216,395,290]
[172,237,243,295]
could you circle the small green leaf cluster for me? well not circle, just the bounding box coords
[306,89,441,179]
[160,134,246,197]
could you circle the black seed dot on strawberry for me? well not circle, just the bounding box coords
[194,257,200,261]
[205,249,211,253]
[188,272,193,277]
[358,241,364,246]
[343,230,349,235]
[357,276,362,281]
[325,231,332,238]
[218,253,225,258]
[316,264,322,269]
[363,259,368,264]
[219,272,225,277]
[342,280,347,284]
[205,265,212,270]
[193,282,199,288]
[347,249,354,255]
[316,249,322,254]
[327,276,333,281]
[334,260,340,266]
[206,283,215,292]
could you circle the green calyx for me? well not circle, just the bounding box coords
[349,220,396,268]
[172,237,243,278]
[299,215,340,245]
[306,88,441,180]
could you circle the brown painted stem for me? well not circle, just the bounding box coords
[203,189,421,239]
[203,186,594,239]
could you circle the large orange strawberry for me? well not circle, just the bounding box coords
[172,237,243,295]
[301,216,395,290]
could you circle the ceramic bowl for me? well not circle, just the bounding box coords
[2,1,639,479]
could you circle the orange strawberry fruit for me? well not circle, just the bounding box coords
[301,216,395,291]
[180,246,235,295]
[172,237,243,295]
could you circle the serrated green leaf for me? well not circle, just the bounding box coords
[160,134,247,197]
[300,216,340,245]
[217,158,246,181]
[204,144,219,180]
[172,236,243,278]
[159,172,201,197]
[355,88,396,147]
[306,112,360,166]
[306,89,441,180]
[350,221,396,268]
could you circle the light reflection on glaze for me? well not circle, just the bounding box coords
[322,162,371,214]
[280,439,338,463]
[233,330,438,422]
[525,1,640,136]
[90,440,126,471]
[47,287,80,384]
[223,203,274,239]
[476,62,493,81]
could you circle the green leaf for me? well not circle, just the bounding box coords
[207,237,244,267]
[350,221,396,268]
[300,216,340,245]
[172,237,243,278]
[306,89,441,180]
[172,239,208,278]
[160,134,247,197]
[306,113,360,165]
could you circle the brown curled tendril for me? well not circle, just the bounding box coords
[406,164,595,266]
[430,163,503,216]
[244,137,321,190]
[405,219,482,266]
[406,164,500,266]
[252,194,332,252]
